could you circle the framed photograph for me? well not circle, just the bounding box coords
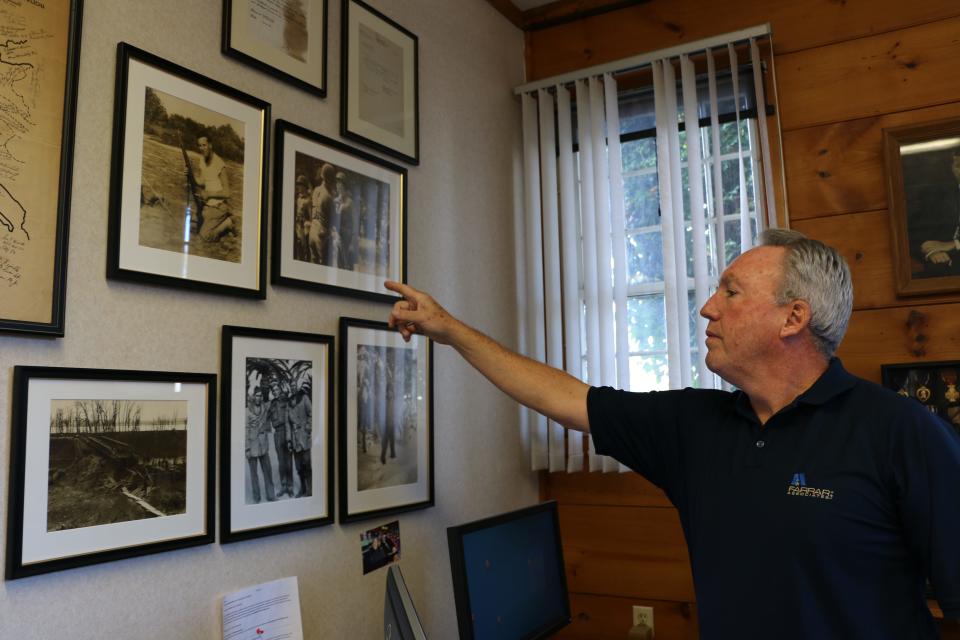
[107,42,270,298]
[222,0,328,97]
[221,325,335,542]
[360,520,400,574]
[340,0,419,165]
[5,366,215,580]
[884,118,960,296]
[0,0,82,336]
[881,360,960,437]
[339,317,433,523]
[272,119,406,302]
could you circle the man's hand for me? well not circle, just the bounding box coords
[385,281,461,345]
[921,239,955,265]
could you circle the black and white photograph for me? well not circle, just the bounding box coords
[47,399,187,532]
[139,87,245,263]
[341,0,419,165]
[360,520,400,574]
[107,43,270,298]
[339,317,432,523]
[885,117,960,296]
[221,326,334,542]
[273,120,406,302]
[6,367,215,580]
[222,0,328,96]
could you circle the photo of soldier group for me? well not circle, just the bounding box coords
[292,151,392,274]
[140,86,245,263]
[356,344,420,492]
[244,357,313,504]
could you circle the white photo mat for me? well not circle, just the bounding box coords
[20,378,209,566]
[229,334,331,533]
[343,326,430,516]
[117,56,265,289]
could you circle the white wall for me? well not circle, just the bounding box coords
[0,0,534,637]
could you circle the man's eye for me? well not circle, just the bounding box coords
[725,289,737,297]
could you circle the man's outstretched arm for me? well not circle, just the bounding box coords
[385,281,590,432]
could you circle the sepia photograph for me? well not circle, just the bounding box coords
[339,317,433,523]
[139,87,245,263]
[221,326,334,542]
[272,120,406,302]
[7,367,215,580]
[884,118,960,296]
[47,399,187,532]
[107,43,269,298]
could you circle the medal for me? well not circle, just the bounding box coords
[916,372,932,403]
[941,369,959,403]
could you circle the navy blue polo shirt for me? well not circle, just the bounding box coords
[588,358,960,639]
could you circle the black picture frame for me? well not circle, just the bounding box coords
[338,317,434,523]
[881,360,960,436]
[220,325,335,542]
[107,42,270,298]
[6,366,216,580]
[271,119,406,302]
[0,0,82,336]
[340,0,420,165]
[222,0,329,97]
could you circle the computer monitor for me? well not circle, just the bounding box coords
[447,500,571,640]
[385,564,428,640]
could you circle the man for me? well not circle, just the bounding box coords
[245,388,275,503]
[911,148,960,276]
[191,135,236,241]
[385,229,960,638]
[294,174,312,261]
[308,163,337,265]
[286,381,312,498]
[266,382,294,498]
[335,171,359,270]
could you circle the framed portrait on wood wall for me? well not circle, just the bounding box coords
[107,43,270,298]
[222,0,328,97]
[884,118,960,296]
[340,0,419,165]
[338,317,433,523]
[272,119,406,302]
[5,366,215,579]
[0,0,82,336]
[220,325,335,542]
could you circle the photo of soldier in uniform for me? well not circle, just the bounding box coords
[355,344,419,492]
[46,399,187,532]
[139,87,245,263]
[292,151,391,274]
[244,356,313,504]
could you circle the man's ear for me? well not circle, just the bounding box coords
[780,299,811,338]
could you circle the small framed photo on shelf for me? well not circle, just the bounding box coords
[884,118,960,296]
[5,366,216,580]
[0,0,82,336]
[221,325,335,542]
[881,360,960,435]
[272,119,406,302]
[339,317,433,523]
[340,0,419,165]
[107,42,270,298]
[222,0,328,97]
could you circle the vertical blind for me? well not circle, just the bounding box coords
[517,29,780,473]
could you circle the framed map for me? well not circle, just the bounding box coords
[0,0,83,336]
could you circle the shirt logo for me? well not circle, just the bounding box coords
[786,472,834,500]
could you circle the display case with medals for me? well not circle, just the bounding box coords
[881,361,960,435]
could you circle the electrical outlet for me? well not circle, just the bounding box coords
[632,605,654,631]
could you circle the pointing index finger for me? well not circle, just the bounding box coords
[385,280,421,301]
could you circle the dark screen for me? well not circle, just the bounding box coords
[460,509,567,639]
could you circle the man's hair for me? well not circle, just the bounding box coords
[759,228,853,358]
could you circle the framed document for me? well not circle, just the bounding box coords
[222,0,328,97]
[220,325,335,542]
[6,366,216,579]
[340,0,419,165]
[272,119,406,302]
[338,317,433,523]
[0,0,82,336]
[107,43,270,298]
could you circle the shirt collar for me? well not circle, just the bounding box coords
[731,357,858,420]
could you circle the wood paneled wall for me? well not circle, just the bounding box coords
[529,2,960,638]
